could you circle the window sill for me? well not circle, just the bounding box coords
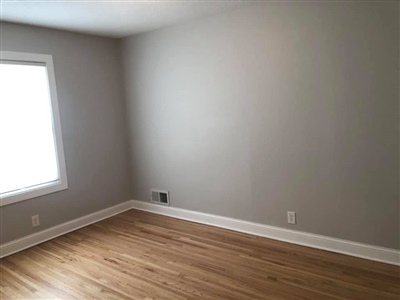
[0,181,68,207]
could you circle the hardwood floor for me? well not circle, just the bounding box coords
[0,209,399,299]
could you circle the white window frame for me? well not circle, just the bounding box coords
[0,51,68,206]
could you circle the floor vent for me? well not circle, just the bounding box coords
[150,189,170,206]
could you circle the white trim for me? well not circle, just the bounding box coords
[1,200,399,266]
[0,51,68,207]
[0,201,132,258]
[130,200,400,266]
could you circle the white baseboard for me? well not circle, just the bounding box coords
[130,200,400,266]
[0,201,132,258]
[1,199,399,266]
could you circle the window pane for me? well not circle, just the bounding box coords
[0,63,59,195]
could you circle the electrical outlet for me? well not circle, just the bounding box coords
[31,215,40,227]
[287,211,296,224]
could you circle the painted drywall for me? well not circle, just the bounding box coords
[0,22,131,244]
[121,1,400,249]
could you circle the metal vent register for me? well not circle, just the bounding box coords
[151,189,170,206]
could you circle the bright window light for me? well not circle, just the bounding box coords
[0,51,68,206]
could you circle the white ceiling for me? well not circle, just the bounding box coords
[0,0,253,38]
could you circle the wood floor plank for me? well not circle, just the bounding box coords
[1,209,399,299]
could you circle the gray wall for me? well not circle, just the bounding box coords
[121,1,400,249]
[0,22,131,244]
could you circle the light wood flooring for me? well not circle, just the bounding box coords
[0,209,399,299]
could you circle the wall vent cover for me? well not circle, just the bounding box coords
[150,189,170,206]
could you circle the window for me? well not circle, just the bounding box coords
[0,51,68,206]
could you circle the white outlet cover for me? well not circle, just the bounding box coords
[287,211,296,225]
[32,215,40,227]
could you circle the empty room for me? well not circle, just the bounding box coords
[0,0,399,299]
